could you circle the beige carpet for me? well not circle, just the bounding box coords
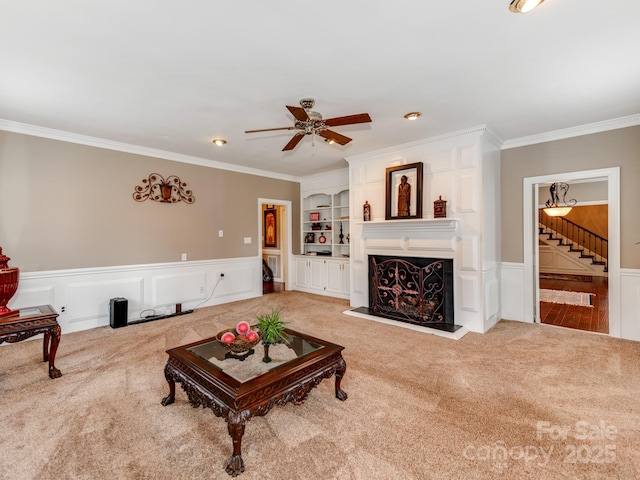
[1,291,639,480]
[540,289,594,307]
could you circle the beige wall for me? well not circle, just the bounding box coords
[0,131,300,272]
[501,125,640,268]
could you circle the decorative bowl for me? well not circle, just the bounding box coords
[216,327,262,354]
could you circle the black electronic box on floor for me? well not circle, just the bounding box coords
[109,297,128,328]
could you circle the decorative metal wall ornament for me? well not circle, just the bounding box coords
[543,182,576,217]
[133,173,195,204]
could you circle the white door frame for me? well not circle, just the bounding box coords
[258,198,293,292]
[523,167,620,336]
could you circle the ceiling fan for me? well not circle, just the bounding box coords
[245,98,372,151]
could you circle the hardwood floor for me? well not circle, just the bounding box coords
[539,275,609,334]
[263,281,284,295]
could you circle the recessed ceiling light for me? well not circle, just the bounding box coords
[403,112,422,120]
[509,0,544,13]
[212,138,227,146]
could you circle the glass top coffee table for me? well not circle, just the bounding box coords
[161,327,347,477]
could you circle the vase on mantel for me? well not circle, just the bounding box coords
[0,246,19,317]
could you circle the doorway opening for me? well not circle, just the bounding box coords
[259,199,291,295]
[537,185,609,333]
[523,167,620,337]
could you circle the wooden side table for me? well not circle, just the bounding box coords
[0,305,62,379]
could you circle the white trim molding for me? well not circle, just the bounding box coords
[0,119,299,182]
[523,167,621,337]
[503,114,640,150]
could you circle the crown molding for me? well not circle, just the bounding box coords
[502,114,640,150]
[0,119,300,183]
[346,125,503,164]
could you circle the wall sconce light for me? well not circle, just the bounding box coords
[543,182,576,216]
[509,0,544,14]
[133,173,195,204]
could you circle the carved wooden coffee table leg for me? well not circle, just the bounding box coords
[225,413,246,476]
[334,357,348,401]
[47,324,62,379]
[161,364,176,406]
[43,331,50,362]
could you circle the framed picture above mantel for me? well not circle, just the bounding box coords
[385,162,423,220]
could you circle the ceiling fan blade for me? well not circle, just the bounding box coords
[286,105,310,122]
[282,133,305,151]
[245,126,296,134]
[318,129,352,146]
[324,113,372,127]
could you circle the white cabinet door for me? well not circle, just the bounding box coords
[309,258,325,291]
[325,259,349,296]
[293,257,309,289]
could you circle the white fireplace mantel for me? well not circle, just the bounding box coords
[360,218,459,239]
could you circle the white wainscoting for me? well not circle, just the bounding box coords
[7,257,262,334]
[620,269,640,341]
[500,262,527,323]
[501,262,640,342]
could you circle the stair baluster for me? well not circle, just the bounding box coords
[538,210,607,272]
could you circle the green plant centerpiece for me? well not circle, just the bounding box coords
[256,307,288,363]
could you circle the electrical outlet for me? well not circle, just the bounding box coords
[200,286,205,293]
[181,253,187,261]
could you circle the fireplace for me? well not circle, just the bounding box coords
[368,255,454,328]
[344,217,468,337]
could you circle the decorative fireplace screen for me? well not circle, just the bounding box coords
[369,255,454,326]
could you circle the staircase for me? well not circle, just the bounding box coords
[538,210,608,274]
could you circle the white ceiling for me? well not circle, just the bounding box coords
[2,1,639,180]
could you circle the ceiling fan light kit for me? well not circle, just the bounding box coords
[245,98,371,151]
[509,0,544,13]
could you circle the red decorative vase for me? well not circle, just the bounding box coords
[0,247,19,317]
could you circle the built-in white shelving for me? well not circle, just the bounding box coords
[302,189,350,258]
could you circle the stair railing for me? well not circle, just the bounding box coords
[538,209,608,271]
